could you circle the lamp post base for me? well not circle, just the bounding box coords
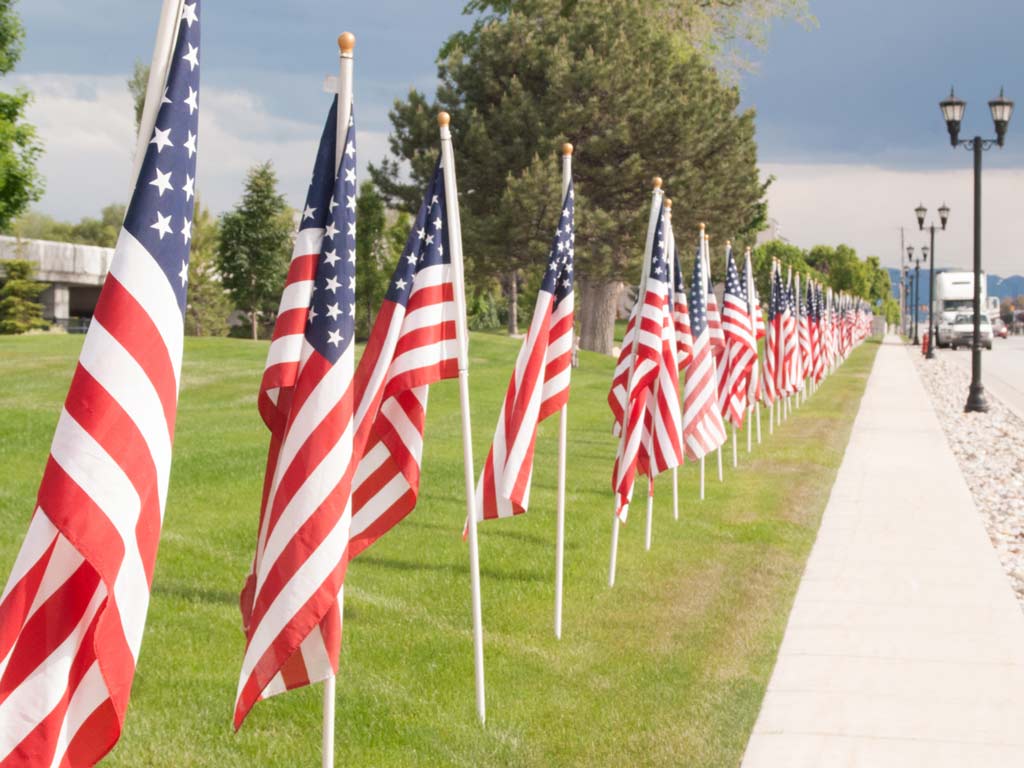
[925,344,935,360]
[964,382,990,413]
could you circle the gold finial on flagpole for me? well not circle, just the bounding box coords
[652,176,663,190]
[338,32,355,55]
[438,111,451,127]
[665,198,672,209]
[562,143,574,156]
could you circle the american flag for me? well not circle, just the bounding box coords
[235,99,358,728]
[781,268,798,396]
[705,246,726,361]
[809,281,823,384]
[611,202,680,519]
[718,245,756,428]
[0,4,200,764]
[476,180,574,521]
[670,233,694,372]
[682,238,727,460]
[348,159,459,557]
[763,261,783,406]
[743,249,764,406]
[797,274,811,391]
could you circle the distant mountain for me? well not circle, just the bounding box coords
[886,268,1024,304]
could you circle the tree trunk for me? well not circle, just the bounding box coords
[507,270,519,336]
[251,309,259,341]
[577,275,622,355]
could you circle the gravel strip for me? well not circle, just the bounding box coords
[913,349,1024,605]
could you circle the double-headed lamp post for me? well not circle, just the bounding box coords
[915,202,950,359]
[940,87,1014,412]
[907,245,920,344]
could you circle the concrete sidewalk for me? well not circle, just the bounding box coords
[741,336,1024,767]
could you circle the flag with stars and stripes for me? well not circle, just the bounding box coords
[682,238,728,460]
[718,245,756,428]
[235,99,357,728]
[0,4,200,764]
[670,229,694,372]
[781,267,798,395]
[347,158,459,557]
[743,249,763,407]
[762,260,780,407]
[476,180,575,522]
[611,204,682,519]
[797,274,811,390]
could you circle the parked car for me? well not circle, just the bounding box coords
[992,318,1009,338]
[949,314,993,350]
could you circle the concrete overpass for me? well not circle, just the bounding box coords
[0,235,113,328]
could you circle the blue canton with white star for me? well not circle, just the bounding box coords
[306,110,357,363]
[540,180,575,306]
[298,99,339,234]
[123,2,201,314]
[385,158,450,307]
[673,247,686,298]
[724,246,746,302]
[647,204,669,286]
[689,240,708,337]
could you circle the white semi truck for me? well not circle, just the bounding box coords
[934,270,987,348]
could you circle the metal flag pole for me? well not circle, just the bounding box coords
[794,271,803,409]
[644,478,654,551]
[609,177,663,587]
[320,30,356,768]
[665,201,680,523]
[732,425,738,467]
[554,143,572,640]
[743,246,758,452]
[700,456,705,500]
[438,111,486,725]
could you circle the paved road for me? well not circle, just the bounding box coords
[939,336,1024,419]
[741,337,1024,767]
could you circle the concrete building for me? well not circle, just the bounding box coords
[0,236,114,330]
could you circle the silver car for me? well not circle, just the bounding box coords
[949,314,993,350]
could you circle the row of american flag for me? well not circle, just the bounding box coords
[606,180,872,583]
[0,7,872,766]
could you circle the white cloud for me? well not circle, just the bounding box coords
[14,73,390,221]
[762,162,1024,276]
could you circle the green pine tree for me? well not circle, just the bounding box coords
[0,258,49,333]
[216,162,293,340]
[186,199,232,337]
[371,0,770,352]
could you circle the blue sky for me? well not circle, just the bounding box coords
[14,0,1024,273]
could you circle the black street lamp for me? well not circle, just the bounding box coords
[913,250,923,345]
[906,245,918,343]
[940,87,1014,412]
[915,203,950,359]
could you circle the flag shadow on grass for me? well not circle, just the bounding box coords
[357,554,548,584]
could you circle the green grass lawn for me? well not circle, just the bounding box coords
[0,333,878,767]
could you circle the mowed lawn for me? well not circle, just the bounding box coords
[0,333,878,767]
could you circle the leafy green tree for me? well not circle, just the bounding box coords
[5,204,125,246]
[216,162,293,340]
[354,181,391,339]
[371,0,768,352]
[185,199,231,337]
[0,0,43,230]
[128,60,149,133]
[0,258,48,333]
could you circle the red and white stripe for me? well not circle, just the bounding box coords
[718,250,756,428]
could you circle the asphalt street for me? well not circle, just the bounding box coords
[939,335,1024,419]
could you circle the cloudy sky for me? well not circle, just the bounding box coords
[15,0,1024,274]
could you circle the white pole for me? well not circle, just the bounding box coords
[672,467,679,521]
[756,402,763,443]
[716,445,723,482]
[732,425,737,467]
[320,32,356,768]
[609,178,664,588]
[128,0,184,199]
[438,111,485,725]
[321,675,336,768]
[644,480,654,552]
[768,400,774,435]
[746,414,752,453]
[554,143,572,640]
[699,457,705,500]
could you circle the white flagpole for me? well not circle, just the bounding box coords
[699,457,705,500]
[702,233,724,484]
[732,425,737,467]
[320,32,356,768]
[438,111,486,725]
[644,479,654,552]
[755,403,762,443]
[746,413,751,452]
[554,143,572,640]
[610,178,664,587]
[665,204,680,524]
[717,445,724,481]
